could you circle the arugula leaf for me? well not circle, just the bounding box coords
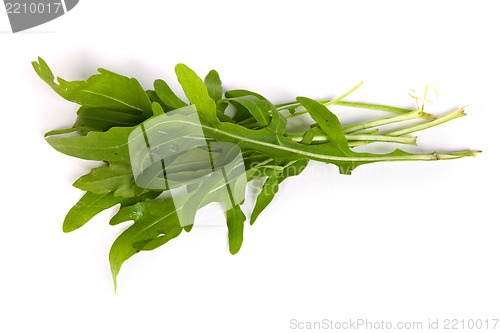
[45,126,133,162]
[32,57,58,91]
[153,79,188,110]
[225,89,272,126]
[250,171,280,225]
[63,191,158,233]
[204,70,223,102]
[32,58,152,119]
[268,103,287,134]
[222,95,271,127]
[175,64,220,126]
[73,162,146,198]
[296,97,350,152]
[34,58,479,292]
[226,205,246,254]
[250,159,309,225]
[108,198,183,292]
[73,106,146,131]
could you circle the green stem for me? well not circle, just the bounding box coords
[347,134,417,145]
[286,132,417,145]
[331,101,414,114]
[342,109,435,134]
[283,100,416,119]
[323,81,364,106]
[275,81,362,113]
[387,107,467,136]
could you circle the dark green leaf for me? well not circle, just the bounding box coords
[73,106,146,131]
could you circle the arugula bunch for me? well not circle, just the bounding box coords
[33,57,479,291]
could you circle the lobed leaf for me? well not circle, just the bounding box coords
[45,126,134,162]
[63,191,158,233]
[73,162,147,198]
[108,199,183,292]
[250,159,309,225]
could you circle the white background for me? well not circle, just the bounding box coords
[1,1,499,332]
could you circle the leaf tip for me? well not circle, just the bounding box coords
[229,246,241,255]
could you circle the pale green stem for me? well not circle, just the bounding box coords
[286,132,417,145]
[348,140,370,148]
[277,100,415,114]
[275,81,363,113]
[346,134,416,145]
[332,101,414,114]
[342,109,435,134]
[387,107,467,136]
[348,141,369,148]
[323,81,364,106]
[358,128,378,134]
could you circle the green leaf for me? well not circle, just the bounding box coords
[301,129,316,145]
[268,104,287,134]
[250,159,308,225]
[73,162,146,198]
[34,61,151,115]
[204,70,223,102]
[225,89,272,126]
[108,199,183,292]
[63,191,157,233]
[153,79,188,110]
[296,97,350,151]
[222,95,270,127]
[226,205,246,254]
[73,106,146,131]
[32,57,58,91]
[216,107,234,123]
[35,58,479,292]
[33,58,153,133]
[146,90,174,112]
[61,69,152,115]
[45,126,134,162]
[175,64,220,126]
[107,135,250,289]
[250,172,280,225]
[151,102,165,117]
